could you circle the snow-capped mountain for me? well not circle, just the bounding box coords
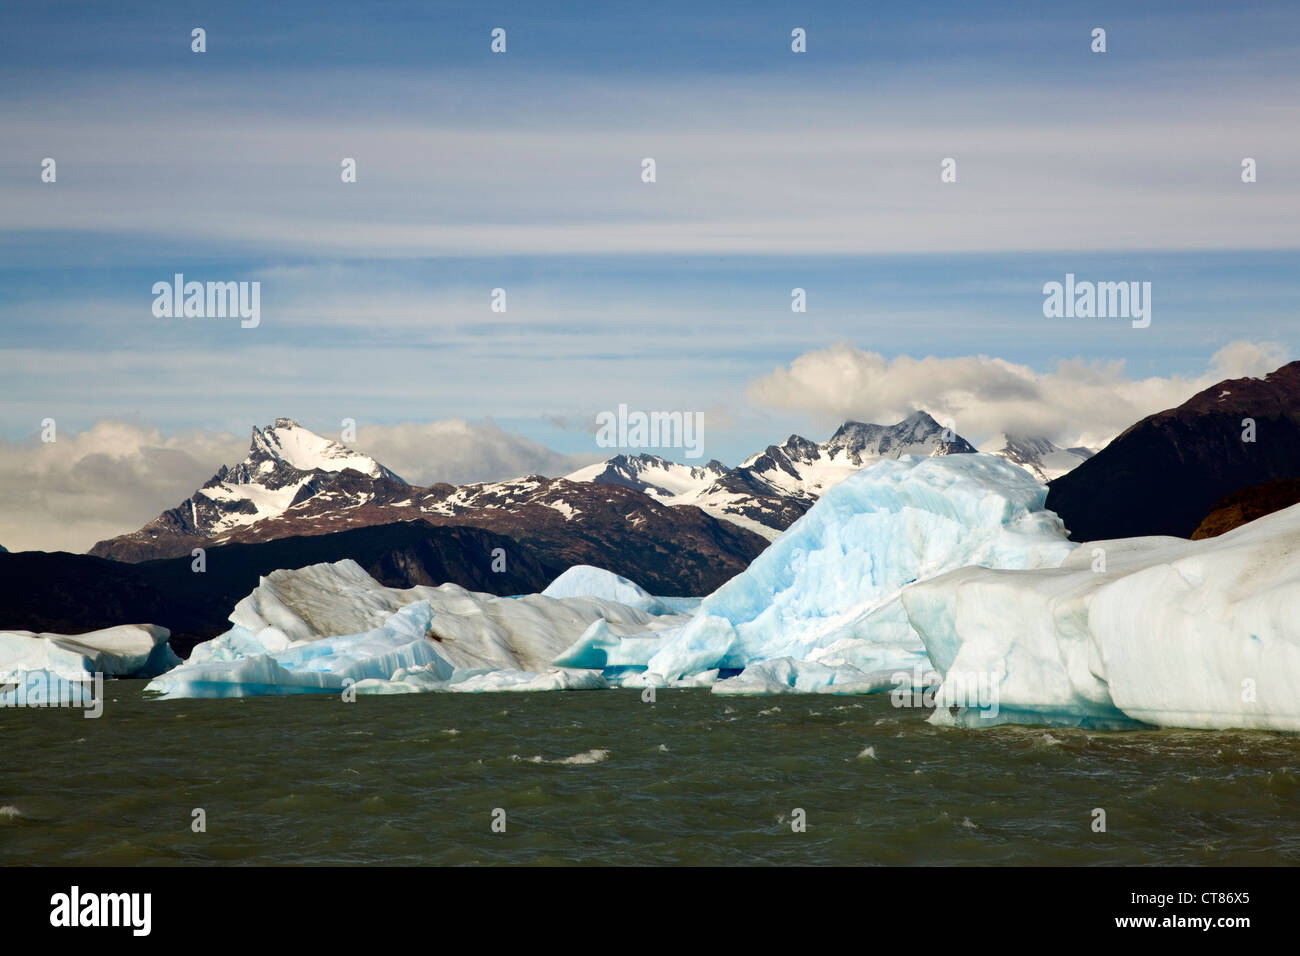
[246,418,404,481]
[89,419,408,559]
[564,455,730,501]
[566,410,978,538]
[87,421,769,592]
[979,434,1095,483]
[88,411,1089,578]
[741,411,979,496]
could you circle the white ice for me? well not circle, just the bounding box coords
[1,624,179,706]
[0,624,178,682]
[901,503,1300,731]
[541,565,675,615]
[146,559,689,698]
[554,454,1076,691]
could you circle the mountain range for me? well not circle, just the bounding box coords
[564,411,992,538]
[10,360,1300,656]
[91,411,1082,567]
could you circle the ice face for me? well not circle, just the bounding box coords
[553,454,1076,689]
[146,601,447,698]
[901,503,1300,731]
[712,657,902,696]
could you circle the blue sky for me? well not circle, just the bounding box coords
[1,0,1297,474]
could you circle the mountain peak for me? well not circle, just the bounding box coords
[825,411,973,461]
[244,419,401,482]
[88,418,409,559]
[980,433,1094,483]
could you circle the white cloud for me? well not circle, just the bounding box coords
[746,340,1290,451]
[0,422,245,554]
[352,419,600,486]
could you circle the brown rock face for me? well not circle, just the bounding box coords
[1191,478,1300,539]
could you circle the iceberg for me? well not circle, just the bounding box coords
[900,503,1300,731]
[0,624,178,683]
[554,454,1076,689]
[1,624,179,708]
[146,559,689,699]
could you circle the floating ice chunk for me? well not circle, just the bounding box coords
[542,565,673,615]
[513,748,611,765]
[147,559,687,698]
[618,668,720,689]
[0,624,178,683]
[354,665,607,694]
[901,503,1300,731]
[146,602,450,699]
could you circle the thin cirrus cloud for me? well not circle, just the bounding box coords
[2,67,1298,260]
[350,419,601,488]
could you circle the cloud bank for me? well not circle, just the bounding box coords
[746,340,1289,450]
[0,422,246,554]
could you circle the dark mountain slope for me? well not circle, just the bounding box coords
[1046,361,1300,541]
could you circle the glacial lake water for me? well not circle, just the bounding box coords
[5,683,1300,865]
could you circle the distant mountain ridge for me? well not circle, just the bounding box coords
[566,410,981,538]
[91,411,1088,568]
[88,421,769,591]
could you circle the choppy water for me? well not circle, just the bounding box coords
[4,683,1300,865]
